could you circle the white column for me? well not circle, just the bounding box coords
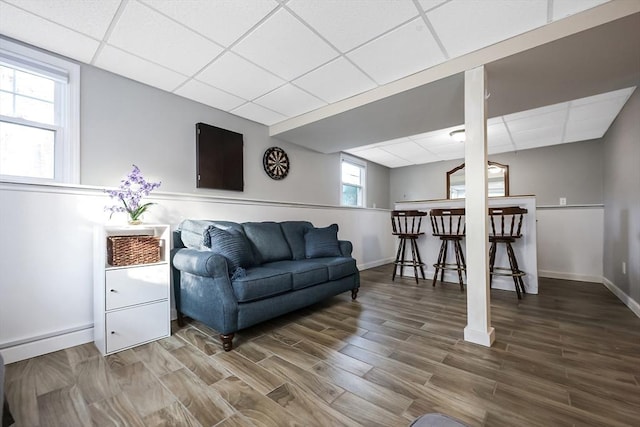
[463,66,495,347]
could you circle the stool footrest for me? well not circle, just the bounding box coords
[491,267,525,277]
[433,262,466,272]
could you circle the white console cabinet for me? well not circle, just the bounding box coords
[93,224,171,355]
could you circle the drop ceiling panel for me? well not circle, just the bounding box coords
[287,0,419,52]
[381,141,429,158]
[196,52,285,100]
[511,126,563,148]
[552,0,610,20]
[0,1,99,63]
[108,1,223,76]
[418,1,448,13]
[427,0,547,58]
[254,84,326,118]
[294,57,376,103]
[231,102,287,126]
[564,117,614,143]
[3,0,121,39]
[175,80,245,111]
[567,99,621,123]
[94,46,188,92]
[348,17,446,85]
[141,0,278,47]
[489,145,516,155]
[234,9,338,80]
[505,109,567,133]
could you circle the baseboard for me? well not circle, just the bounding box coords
[0,327,94,364]
[602,277,640,318]
[538,270,602,283]
[358,257,394,271]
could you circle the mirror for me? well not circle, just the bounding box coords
[447,161,509,199]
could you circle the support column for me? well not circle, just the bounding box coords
[463,66,495,347]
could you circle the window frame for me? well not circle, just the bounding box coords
[0,37,80,184]
[340,153,366,208]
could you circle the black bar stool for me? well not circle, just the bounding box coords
[489,206,527,299]
[391,210,427,284]
[430,208,466,291]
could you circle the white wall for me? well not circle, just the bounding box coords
[0,182,394,363]
[536,207,604,283]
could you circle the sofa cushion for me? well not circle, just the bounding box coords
[206,226,255,276]
[280,221,313,260]
[305,224,341,258]
[243,222,292,263]
[264,260,329,290]
[179,219,243,249]
[318,257,358,280]
[231,267,292,302]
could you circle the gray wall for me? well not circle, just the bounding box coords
[80,66,390,208]
[603,87,640,304]
[390,139,604,206]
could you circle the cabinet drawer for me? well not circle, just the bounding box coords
[106,301,169,353]
[106,264,168,310]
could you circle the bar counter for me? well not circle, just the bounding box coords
[395,195,538,294]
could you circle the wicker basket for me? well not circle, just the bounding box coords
[107,235,161,266]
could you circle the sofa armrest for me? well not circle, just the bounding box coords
[173,249,229,278]
[338,240,353,257]
[172,248,239,335]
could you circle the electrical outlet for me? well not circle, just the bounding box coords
[559,197,567,206]
[622,262,626,275]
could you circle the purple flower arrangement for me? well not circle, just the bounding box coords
[105,164,161,223]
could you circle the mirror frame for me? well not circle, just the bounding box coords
[446,161,509,199]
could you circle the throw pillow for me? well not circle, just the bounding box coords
[305,224,341,258]
[205,226,254,277]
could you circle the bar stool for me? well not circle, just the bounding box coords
[430,208,466,291]
[489,206,527,299]
[391,210,427,284]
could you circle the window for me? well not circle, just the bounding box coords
[341,154,366,207]
[0,38,79,183]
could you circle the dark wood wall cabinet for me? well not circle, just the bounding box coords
[196,122,244,191]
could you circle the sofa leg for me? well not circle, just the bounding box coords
[351,288,359,300]
[220,333,234,351]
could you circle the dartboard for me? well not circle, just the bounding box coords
[263,147,290,180]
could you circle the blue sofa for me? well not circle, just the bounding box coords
[171,220,360,351]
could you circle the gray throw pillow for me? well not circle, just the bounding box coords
[305,224,341,258]
[206,226,254,277]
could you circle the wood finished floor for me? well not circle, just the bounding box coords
[4,265,640,426]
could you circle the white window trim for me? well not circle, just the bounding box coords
[0,37,80,184]
[340,153,366,208]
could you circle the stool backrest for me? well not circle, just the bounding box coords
[489,206,527,238]
[391,210,427,235]
[430,208,466,237]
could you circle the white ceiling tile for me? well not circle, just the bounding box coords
[570,86,635,107]
[287,0,419,52]
[488,145,516,155]
[412,133,456,148]
[407,152,441,164]
[348,17,446,84]
[567,99,622,123]
[293,57,376,103]
[428,0,547,58]
[418,1,448,12]
[504,102,567,121]
[197,52,285,100]
[381,141,429,158]
[3,0,121,39]
[511,126,563,148]
[564,117,613,143]
[234,9,338,80]
[254,84,326,118]
[175,80,245,111]
[552,0,610,21]
[108,1,223,75]
[0,2,99,63]
[505,109,567,133]
[383,157,413,168]
[231,102,287,126]
[95,45,188,92]
[141,0,278,47]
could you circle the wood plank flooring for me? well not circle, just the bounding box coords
[4,265,640,426]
